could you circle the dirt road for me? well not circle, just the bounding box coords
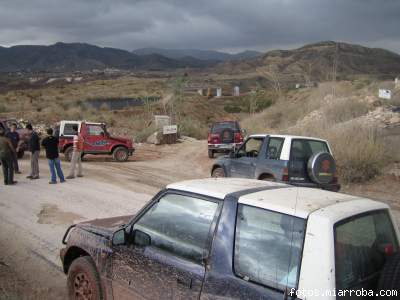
[0,139,399,299]
[0,139,211,299]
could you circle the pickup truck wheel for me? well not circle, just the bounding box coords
[64,147,73,162]
[376,253,400,299]
[259,175,275,182]
[208,150,214,159]
[212,167,226,178]
[113,147,129,162]
[67,256,103,300]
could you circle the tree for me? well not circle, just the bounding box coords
[257,66,282,100]
[169,77,187,123]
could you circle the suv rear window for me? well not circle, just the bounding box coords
[211,122,239,133]
[290,139,329,161]
[63,123,79,136]
[234,205,306,290]
[335,210,399,292]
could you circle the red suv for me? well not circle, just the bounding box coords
[208,121,244,158]
[58,121,135,162]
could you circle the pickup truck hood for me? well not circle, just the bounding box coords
[76,215,132,239]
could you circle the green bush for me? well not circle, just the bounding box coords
[179,117,207,139]
[224,105,242,113]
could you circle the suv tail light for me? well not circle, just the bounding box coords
[208,133,221,144]
[282,167,289,182]
[234,132,243,143]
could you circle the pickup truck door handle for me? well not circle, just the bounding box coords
[177,276,192,289]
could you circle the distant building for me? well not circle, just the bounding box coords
[197,89,203,96]
[216,88,222,98]
[233,86,240,97]
[395,77,399,89]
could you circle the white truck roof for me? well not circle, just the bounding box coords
[167,178,387,219]
[249,133,328,142]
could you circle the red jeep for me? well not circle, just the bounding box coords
[208,121,244,158]
[57,121,135,162]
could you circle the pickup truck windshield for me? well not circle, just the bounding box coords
[335,210,399,292]
[234,205,306,290]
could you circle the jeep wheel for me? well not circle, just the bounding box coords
[65,147,73,162]
[208,150,214,159]
[113,147,129,162]
[212,167,226,178]
[67,256,103,300]
[376,253,400,299]
[17,149,25,159]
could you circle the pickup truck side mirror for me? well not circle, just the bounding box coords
[133,229,151,247]
[112,228,126,246]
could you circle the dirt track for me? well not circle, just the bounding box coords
[0,139,399,299]
[0,139,211,299]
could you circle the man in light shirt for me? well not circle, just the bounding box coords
[66,125,84,179]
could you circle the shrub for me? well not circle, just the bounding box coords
[324,99,370,123]
[224,105,242,113]
[179,117,207,140]
[0,103,7,113]
[135,125,157,143]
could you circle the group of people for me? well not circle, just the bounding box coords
[0,124,84,185]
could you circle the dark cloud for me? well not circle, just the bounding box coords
[0,0,399,53]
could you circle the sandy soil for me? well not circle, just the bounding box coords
[0,139,399,299]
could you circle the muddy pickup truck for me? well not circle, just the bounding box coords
[57,120,135,162]
[211,134,340,191]
[61,178,399,300]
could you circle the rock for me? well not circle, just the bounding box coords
[146,131,161,145]
[389,116,400,124]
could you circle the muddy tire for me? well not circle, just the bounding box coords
[208,150,214,159]
[67,256,103,300]
[376,253,400,299]
[64,146,73,162]
[212,167,226,178]
[113,146,129,162]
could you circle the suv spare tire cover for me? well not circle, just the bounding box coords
[220,128,234,143]
[307,152,336,184]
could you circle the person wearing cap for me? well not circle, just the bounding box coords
[26,124,40,180]
[0,127,17,185]
[5,123,21,174]
[42,128,65,184]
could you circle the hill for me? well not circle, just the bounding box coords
[0,42,210,72]
[217,41,400,82]
[132,47,262,61]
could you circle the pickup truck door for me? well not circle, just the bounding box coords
[111,192,221,300]
[230,137,264,178]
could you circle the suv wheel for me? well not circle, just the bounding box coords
[212,167,226,178]
[113,147,129,162]
[208,150,214,159]
[64,147,73,162]
[67,256,103,300]
[377,253,400,298]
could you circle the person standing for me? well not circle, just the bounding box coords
[5,123,21,174]
[42,128,65,184]
[26,124,40,180]
[67,125,83,179]
[0,128,17,185]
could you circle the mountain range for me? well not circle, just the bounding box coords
[132,48,262,61]
[0,41,400,79]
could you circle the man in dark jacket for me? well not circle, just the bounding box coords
[26,124,40,179]
[0,128,17,185]
[5,123,21,174]
[42,128,65,184]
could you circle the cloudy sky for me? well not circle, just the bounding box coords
[1,0,399,53]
